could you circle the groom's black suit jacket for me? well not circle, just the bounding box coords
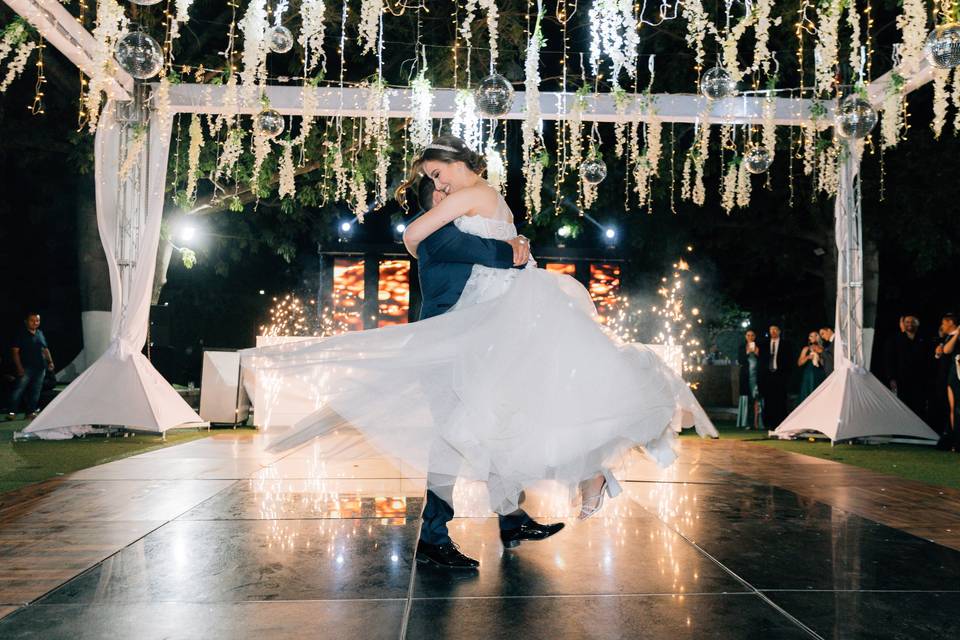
[415,216,520,320]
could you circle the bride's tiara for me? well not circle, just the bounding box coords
[424,143,460,153]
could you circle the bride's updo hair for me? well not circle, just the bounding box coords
[395,135,486,207]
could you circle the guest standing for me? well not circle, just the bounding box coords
[737,329,762,429]
[817,327,835,376]
[6,312,55,420]
[797,331,826,403]
[759,325,790,428]
[942,320,959,451]
[933,313,958,438]
[884,315,929,420]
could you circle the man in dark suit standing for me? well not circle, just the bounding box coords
[411,180,563,570]
[759,325,790,428]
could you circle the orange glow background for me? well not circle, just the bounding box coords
[333,258,365,332]
[589,263,621,324]
[378,260,411,327]
[545,262,577,276]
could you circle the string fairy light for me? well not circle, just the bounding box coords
[30,35,45,115]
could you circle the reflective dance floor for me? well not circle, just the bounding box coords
[1,428,959,639]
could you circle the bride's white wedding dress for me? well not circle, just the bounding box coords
[242,196,716,514]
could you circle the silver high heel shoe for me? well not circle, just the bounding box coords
[578,469,622,520]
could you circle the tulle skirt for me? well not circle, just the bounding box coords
[240,268,717,514]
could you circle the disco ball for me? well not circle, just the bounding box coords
[924,23,960,69]
[580,157,607,185]
[743,146,773,174]
[474,73,515,118]
[834,95,877,140]
[699,66,737,100]
[255,109,285,139]
[267,25,294,54]
[114,30,163,80]
[127,0,162,5]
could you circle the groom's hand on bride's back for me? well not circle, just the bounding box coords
[507,235,531,266]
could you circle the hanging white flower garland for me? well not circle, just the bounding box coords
[358,0,382,56]
[0,38,35,93]
[409,70,433,150]
[522,4,546,216]
[86,0,128,132]
[896,0,929,74]
[814,0,842,98]
[588,0,639,88]
[238,0,269,91]
[451,89,482,154]
[300,0,327,75]
[185,114,203,204]
[278,140,296,199]
[932,68,949,139]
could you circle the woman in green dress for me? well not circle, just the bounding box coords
[797,331,826,403]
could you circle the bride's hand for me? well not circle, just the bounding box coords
[507,235,531,265]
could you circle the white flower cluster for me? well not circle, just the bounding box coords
[736,157,751,209]
[761,94,777,161]
[721,9,757,84]
[460,0,478,45]
[325,129,350,202]
[952,67,960,132]
[185,114,203,204]
[154,75,173,132]
[896,0,929,74]
[485,141,507,194]
[681,0,712,72]
[118,126,146,182]
[86,0,128,132]
[802,126,816,176]
[238,0,269,89]
[300,0,327,75]
[170,0,195,44]
[814,0,842,97]
[816,146,838,196]
[846,1,862,80]
[479,0,500,68]
[613,90,630,157]
[451,89,482,153]
[720,160,737,213]
[358,0,382,56]
[365,79,391,208]
[409,71,433,150]
[0,20,27,70]
[748,0,779,76]
[589,0,639,88]
[932,68,949,139]
[880,89,903,149]
[250,122,272,192]
[0,39,34,93]
[522,12,545,215]
[691,122,710,206]
[278,141,296,199]
[215,128,245,181]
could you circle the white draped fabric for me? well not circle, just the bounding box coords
[24,102,204,438]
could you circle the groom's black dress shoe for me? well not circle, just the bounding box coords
[500,519,565,549]
[415,541,480,569]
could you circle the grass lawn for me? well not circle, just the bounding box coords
[695,422,960,490]
[0,418,226,495]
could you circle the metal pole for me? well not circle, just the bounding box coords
[835,141,864,368]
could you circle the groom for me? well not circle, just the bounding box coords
[410,180,564,570]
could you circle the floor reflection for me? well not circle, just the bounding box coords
[2,432,959,638]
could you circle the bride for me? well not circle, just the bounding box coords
[243,135,716,525]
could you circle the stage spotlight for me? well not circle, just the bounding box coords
[179,225,197,244]
[337,218,355,243]
[396,223,406,233]
[602,227,618,248]
[741,319,750,328]
[555,224,573,247]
